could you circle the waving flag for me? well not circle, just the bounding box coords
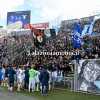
[82,16,94,36]
[72,22,82,49]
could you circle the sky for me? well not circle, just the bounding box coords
[0,0,100,27]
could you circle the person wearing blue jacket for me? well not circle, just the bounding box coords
[0,66,3,85]
[7,65,16,91]
[39,67,49,96]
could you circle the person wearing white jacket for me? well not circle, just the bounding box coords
[35,70,40,91]
[16,67,25,91]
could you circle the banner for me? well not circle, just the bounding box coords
[76,59,100,94]
[44,29,56,38]
[24,22,49,29]
[7,11,30,28]
[31,28,46,48]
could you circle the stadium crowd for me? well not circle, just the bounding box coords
[0,24,100,74]
[0,16,100,95]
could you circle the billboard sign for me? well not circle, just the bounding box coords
[7,11,31,28]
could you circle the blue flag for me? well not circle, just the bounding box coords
[72,22,82,49]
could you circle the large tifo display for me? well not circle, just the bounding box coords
[7,11,31,27]
[75,59,100,94]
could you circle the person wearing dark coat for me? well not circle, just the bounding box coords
[39,67,49,95]
[7,65,16,91]
[24,67,29,89]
